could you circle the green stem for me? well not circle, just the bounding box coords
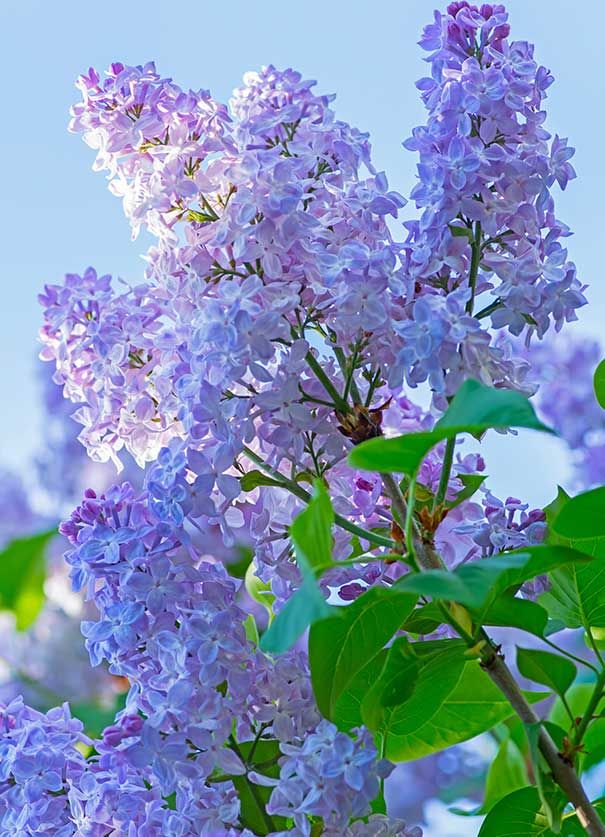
[574,671,605,748]
[475,298,503,320]
[229,736,276,834]
[433,435,456,511]
[542,638,600,676]
[334,345,363,405]
[404,477,417,566]
[587,628,605,670]
[241,447,395,550]
[305,350,350,412]
[465,221,483,315]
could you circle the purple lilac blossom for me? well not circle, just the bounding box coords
[56,482,408,834]
[523,329,605,488]
[25,2,588,831]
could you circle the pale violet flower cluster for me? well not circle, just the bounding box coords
[394,1,585,396]
[55,481,402,834]
[519,330,605,490]
[263,721,393,834]
[16,1,587,833]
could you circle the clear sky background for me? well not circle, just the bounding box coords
[1,0,603,508]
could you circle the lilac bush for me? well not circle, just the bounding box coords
[4,3,605,835]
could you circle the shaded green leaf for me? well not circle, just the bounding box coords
[259,482,336,653]
[478,786,588,837]
[333,652,388,731]
[309,586,417,718]
[361,639,547,761]
[594,359,605,411]
[481,733,530,814]
[525,723,566,831]
[349,379,553,476]
[401,602,445,635]
[227,545,254,579]
[447,472,488,509]
[72,693,126,738]
[0,529,55,630]
[260,573,330,654]
[517,647,576,698]
[361,637,420,730]
[232,740,286,835]
[290,480,334,573]
[482,594,549,638]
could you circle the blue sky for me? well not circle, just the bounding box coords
[2,0,603,506]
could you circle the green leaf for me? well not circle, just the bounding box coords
[449,223,474,239]
[447,472,488,509]
[232,739,286,835]
[545,487,605,559]
[349,379,553,476]
[361,637,420,730]
[245,563,276,619]
[243,613,260,645]
[240,470,285,491]
[360,639,547,761]
[71,692,126,738]
[401,602,445,635]
[0,529,55,630]
[435,379,553,435]
[517,647,576,698]
[394,546,589,619]
[482,594,549,638]
[540,562,605,630]
[333,652,388,731]
[309,586,418,718]
[290,480,334,573]
[227,545,254,579]
[552,487,605,540]
[524,723,566,831]
[478,786,590,837]
[540,489,605,629]
[481,733,530,814]
[260,481,335,653]
[260,573,330,654]
[594,359,605,410]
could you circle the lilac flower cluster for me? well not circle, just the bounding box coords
[55,481,404,834]
[39,7,579,605]
[525,329,605,488]
[0,696,196,836]
[0,698,89,836]
[395,1,585,396]
[454,490,546,558]
[26,2,588,832]
[263,721,393,833]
